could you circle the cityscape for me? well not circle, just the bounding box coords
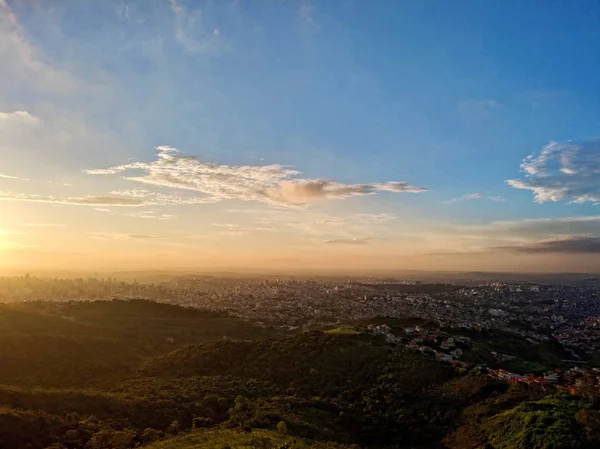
[3,273,600,357]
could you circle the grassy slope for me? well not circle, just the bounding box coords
[146,428,357,449]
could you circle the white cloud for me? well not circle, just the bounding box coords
[109,188,217,205]
[87,145,426,206]
[507,140,600,204]
[444,193,506,204]
[169,0,225,55]
[0,110,41,124]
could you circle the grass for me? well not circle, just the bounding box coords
[324,327,360,335]
[482,394,588,449]
[146,428,357,448]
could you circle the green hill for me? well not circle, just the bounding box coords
[0,299,276,388]
[145,428,357,449]
[0,299,598,449]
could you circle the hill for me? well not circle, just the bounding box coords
[145,428,357,449]
[0,299,598,449]
[0,299,276,388]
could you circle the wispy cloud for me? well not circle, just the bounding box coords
[494,236,600,254]
[109,188,216,205]
[444,193,506,204]
[426,215,600,255]
[87,145,426,207]
[324,237,378,245]
[0,192,144,206]
[447,215,600,240]
[0,169,71,187]
[0,0,76,93]
[218,230,247,236]
[169,0,225,55]
[91,205,176,220]
[507,139,600,204]
[88,232,159,240]
[24,223,66,227]
[456,99,500,126]
[116,2,131,20]
[299,2,320,30]
[226,209,398,240]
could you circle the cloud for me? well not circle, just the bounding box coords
[0,229,26,235]
[495,236,600,254]
[324,237,376,245]
[0,110,41,124]
[212,223,241,229]
[115,210,176,220]
[128,234,159,240]
[116,2,131,20]
[0,192,144,206]
[87,145,426,206]
[109,188,216,205]
[0,168,71,188]
[312,212,397,227]
[24,223,66,227]
[225,209,398,240]
[446,215,600,241]
[169,0,225,55]
[218,230,247,236]
[211,223,273,236]
[457,100,500,126]
[88,232,159,240]
[425,215,600,255]
[507,140,600,204]
[444,193,506,204]
[377,182,427,193]
[299,2,319,30]
[0,0,76,93]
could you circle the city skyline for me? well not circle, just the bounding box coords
[1,0,599,273]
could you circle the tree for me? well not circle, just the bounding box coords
[578,376,600,405]
[168,420,180,435]
[277,421,288,435]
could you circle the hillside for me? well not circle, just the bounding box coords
[0,299,275,388]
[0,299,598,449]
[144,428,357,449]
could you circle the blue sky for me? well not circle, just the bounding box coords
[1,0,599,272]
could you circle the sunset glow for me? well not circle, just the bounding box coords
[1,0,599,274]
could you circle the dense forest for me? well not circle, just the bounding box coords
[0,299,598,449]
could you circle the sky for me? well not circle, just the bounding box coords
[1,0,599,274]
